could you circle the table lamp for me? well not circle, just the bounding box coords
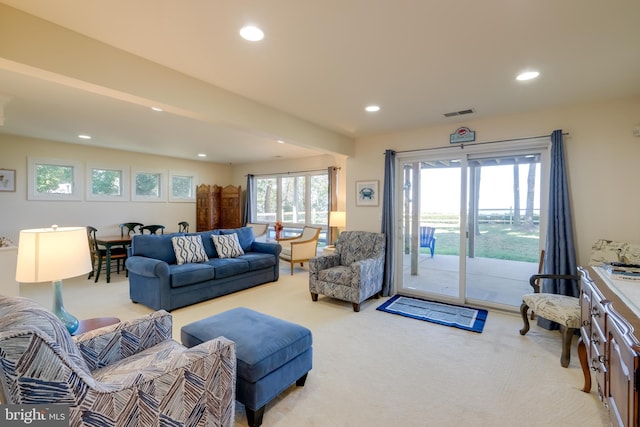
[329,211,346,243]
[15,225,92,334]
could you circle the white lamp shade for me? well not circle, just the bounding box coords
[16,226,92,283]
[329,211,346,228]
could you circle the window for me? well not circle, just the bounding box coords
[256,177,278,223]
[28,157,83,201]
[87,164,128,201]
[254,171,329,234]
[169,171,196,202]
[132,169,166,202]
[282,176,306,223]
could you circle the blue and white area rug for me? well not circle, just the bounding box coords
[377,295,488,333]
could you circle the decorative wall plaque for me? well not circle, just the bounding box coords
[450,127,476,144]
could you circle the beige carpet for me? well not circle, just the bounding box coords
[20,266,608,427]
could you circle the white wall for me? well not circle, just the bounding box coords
[346,96,640,265]
[0,134,232,243]
[3,95,639,266]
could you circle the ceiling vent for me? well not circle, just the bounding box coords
[444,108,474,118]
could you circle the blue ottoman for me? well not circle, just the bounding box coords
[181,307,313,427]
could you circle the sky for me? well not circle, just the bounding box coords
[420,164,541,214]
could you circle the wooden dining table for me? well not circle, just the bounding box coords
[95,235,132,283]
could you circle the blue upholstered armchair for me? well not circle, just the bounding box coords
[309,230,386,312]
[0,296,236,426]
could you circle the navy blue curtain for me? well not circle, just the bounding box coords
[539,130,578,328]
[242,174,254,226]
[381,149,396,296]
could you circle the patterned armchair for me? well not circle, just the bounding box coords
[309,230,386,312]
[0,296,236,426]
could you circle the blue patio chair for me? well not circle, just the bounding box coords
[419,226,437,257]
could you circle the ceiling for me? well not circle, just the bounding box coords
[1,1,639,163]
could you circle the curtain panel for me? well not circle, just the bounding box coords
[539,130,578,329]
[381,149,396,296]
[242,174,254,226]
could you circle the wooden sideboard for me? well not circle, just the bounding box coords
[578,266,640,427]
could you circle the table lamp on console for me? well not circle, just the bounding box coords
[15,225,92,334]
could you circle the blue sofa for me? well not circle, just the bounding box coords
[126,227,281,311]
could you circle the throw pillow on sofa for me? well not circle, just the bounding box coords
[212,233,245,258]
[172,235,209,265]
[221,226,255,252]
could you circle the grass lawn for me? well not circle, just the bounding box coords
[423,223,540,262]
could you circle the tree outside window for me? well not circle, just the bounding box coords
[132,170,165,201]
[91,168,122,196]
[136,172,161,197]
[254,172,329,241]
[28,157,83,201]
[36,164,74,194]
[170,174,195,202]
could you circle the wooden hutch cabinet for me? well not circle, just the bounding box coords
[578,266,640,427]
[196,184,242,231]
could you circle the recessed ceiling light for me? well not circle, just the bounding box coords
[151,107,163,112]
[365,105,380,112]
[516,71,540,81]
[277,140,285,144]
[197,153,207,158]
[78,134,91,140]
[240,26,264,41]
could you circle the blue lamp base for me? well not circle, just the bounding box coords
[52,280,79,334]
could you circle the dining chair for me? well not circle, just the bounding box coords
[120,222,143,237]
[141,225,165,235]
[86,226,128,282]
[178,221,190,233]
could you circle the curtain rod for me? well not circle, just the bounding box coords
[390,132,569,154]
[248,167,340,177]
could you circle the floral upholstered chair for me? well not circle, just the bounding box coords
[0,296,236,426]
[309,230,386,312]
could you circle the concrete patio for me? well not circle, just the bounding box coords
[401,252,539,311]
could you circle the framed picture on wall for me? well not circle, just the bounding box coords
[0,169,15,192]
[356,180,379,206]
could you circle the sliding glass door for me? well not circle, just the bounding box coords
[397,140,549,311]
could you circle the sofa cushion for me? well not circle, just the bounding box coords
[131,234,183,264]
[212,233,245,258]
[206,257,249,278]
[221,226,255,252]
[169,263,216,288]
[171,235,208,265]
[318,265,352,286]
[239,252,277,271]
[187,230,221,258]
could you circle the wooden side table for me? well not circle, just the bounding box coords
[73,317,120,335]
